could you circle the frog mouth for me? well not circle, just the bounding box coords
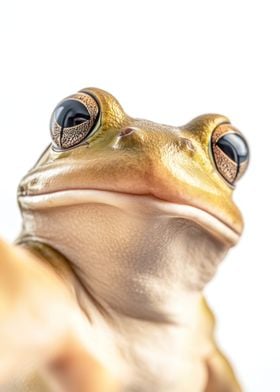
[19,189,240,246]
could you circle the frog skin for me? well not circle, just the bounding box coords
[0,88,249,392]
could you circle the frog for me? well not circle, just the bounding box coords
[0,87,249,392]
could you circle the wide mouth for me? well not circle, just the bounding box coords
[19,189,240,246]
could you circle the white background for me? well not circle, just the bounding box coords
[0,1,279,391]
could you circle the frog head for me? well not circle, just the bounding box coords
[18,88,249,320]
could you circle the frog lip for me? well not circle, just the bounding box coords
[18,188,240,246]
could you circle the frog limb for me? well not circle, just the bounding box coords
[205,347,242,392]
[0,237,118,391]
[200,298,242,392]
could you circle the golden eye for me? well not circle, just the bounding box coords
[50,92,100,150]
[211,124,249,185]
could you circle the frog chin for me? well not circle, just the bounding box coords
[18,189,232,322]
[19,188,239,246]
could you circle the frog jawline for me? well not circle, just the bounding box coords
[19,189,240,246]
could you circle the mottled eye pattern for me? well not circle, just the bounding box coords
[211,124,249,185]
[50,92,100,149]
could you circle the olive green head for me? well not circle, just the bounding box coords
[19,88,249,243]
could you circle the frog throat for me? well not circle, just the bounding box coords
[19,189,231,322]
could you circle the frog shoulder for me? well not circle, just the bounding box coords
[196,295,216,339]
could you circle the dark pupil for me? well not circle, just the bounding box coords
[217,133,249,164]
[54,99,90,128]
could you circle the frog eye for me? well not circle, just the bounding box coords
[50,92,100,149]
[211,124,249,186]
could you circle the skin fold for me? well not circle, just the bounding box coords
[0,88,248,391]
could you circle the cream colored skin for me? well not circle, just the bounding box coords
[0,88,245,391]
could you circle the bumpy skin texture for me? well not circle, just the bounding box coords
[19,88,243,235]
[0,88,248,391]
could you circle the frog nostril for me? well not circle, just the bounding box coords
[119,127,137,137]
[177,137,196,153]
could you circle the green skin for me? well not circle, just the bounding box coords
[0,88,248,391]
